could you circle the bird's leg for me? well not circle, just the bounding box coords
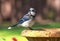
[28,27,45,31]
[28,27,33,30]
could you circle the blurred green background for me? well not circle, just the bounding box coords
[0,22,60,41]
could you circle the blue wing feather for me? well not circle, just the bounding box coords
[18,14,31,24]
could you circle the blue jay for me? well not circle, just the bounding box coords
[8,8,36,30]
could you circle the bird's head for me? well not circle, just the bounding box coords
[28,8,36,16]
[29,8,35,11]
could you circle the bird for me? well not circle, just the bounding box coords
[8,8,36,30]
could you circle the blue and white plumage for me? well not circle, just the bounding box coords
[8,8,36,30]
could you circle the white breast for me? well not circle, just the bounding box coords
[17,19,34,27]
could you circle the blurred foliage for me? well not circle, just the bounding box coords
[0,22,60,41]
[47,10,54,19]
